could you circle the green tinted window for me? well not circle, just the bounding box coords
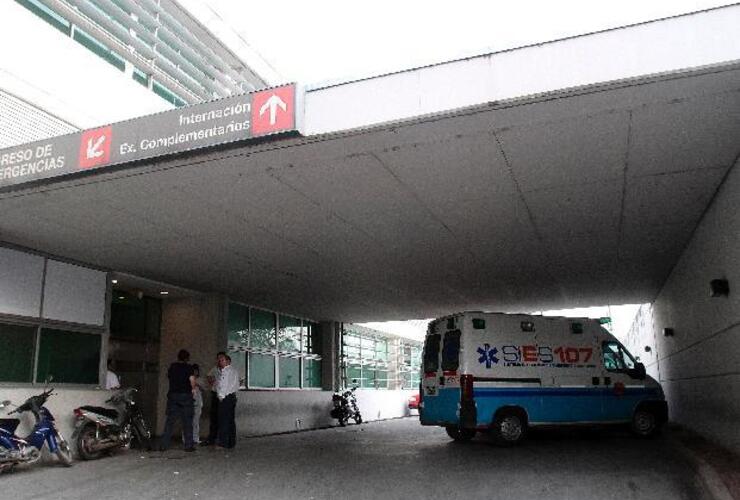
[133,67,148,87]
[228,303,249,346]
[278,357,300,388]
[36,329,101,384]
[72,28,126,71]
[361,368,376,389]
[0,323,36,382]
[303,359,322,388]
[347,364,362,387]
[152,81,186,107]
[303,322,322,355]
[250,309,276,349]
[17,0,70,34]
[248,353,274,388]
[277,315,301,352]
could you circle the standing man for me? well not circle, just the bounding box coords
[160,349,197,452]
[216,354,239,449]
[105,359,120,390]
[202,351,226,446]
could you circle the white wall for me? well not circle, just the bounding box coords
[626,158,740,454]
[235,389,415,436]
[304,5,740,135]
[0,247,44,317]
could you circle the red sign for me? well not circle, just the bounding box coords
[79,126,112,169]
[251,85,295,137]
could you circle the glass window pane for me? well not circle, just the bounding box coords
[376,370,388,389]
[303,359,322,388]
[17,0,70,34]
[226,350,246,388]
[248,353,274,388]
[37,329,101,384]
[303,322,322,355]
[0,323,36,382]
[362,368,376,389]
[250,309,276,349]
[228,303,249,346]
[278,356,300,388]
[277,315,301,352]
[347,364,362,387]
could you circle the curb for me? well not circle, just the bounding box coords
[670,436,736,500]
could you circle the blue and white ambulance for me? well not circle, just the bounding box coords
[419,312,667,444]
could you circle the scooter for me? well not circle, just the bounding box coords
[0,388,73,473]
[73,387,152,460]
[330,385,362,426]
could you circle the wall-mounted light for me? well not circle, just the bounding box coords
[111,279,118,284]
[710,279,729,297]
[160,291,169,296]
[663,327,675,337]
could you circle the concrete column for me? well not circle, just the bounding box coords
[319,321,340,391]
[155,294,227,433]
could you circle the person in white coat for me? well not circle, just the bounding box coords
[190,364,208,444]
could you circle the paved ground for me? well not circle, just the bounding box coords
[1,418,711,500]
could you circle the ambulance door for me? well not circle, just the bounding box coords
[546,330,603,423]
[420,333,442,421]
[600,340,646,422]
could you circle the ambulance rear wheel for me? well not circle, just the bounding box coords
[445,426,476,442]
[492,410,526,446]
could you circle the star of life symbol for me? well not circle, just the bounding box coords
[477,344,499,368]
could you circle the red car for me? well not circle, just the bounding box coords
[408,393,420,410]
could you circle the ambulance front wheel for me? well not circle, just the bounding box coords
[630,409,659,438]
[445,426,476,442]
[491,409,527,446]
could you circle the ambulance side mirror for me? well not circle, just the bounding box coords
[629,363,646,380]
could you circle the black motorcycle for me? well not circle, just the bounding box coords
[330,386,362,426]
[73,388,152,460]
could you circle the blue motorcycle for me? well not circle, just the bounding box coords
[0,388,73,473]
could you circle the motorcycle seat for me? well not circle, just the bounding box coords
[79,406,119,420]
[0,418,20,433]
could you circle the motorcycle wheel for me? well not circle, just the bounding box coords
[77,424,104,460]
[0,446,14,474]
[55,432,73,466]
[354,413,363,425]
[133,418,152,451]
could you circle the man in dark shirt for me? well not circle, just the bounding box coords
[159,349,197,452]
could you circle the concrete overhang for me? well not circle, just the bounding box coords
[1,5,739,322]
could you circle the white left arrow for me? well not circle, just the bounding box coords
[259,94,287,125]
[86,135,106,159]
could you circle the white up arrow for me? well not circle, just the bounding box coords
[86,135,106,159]
[259,94,288,125]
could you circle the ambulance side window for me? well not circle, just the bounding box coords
[602,341,635,372]
[423,334,441,372]
[441,330,461,371]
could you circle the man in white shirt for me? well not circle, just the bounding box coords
[105,359,120,390]
[216,354,239,449]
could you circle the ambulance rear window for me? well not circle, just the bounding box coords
[441,330,461,371]
[423,334,441,372]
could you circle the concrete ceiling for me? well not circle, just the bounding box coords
[1,66,739,322]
